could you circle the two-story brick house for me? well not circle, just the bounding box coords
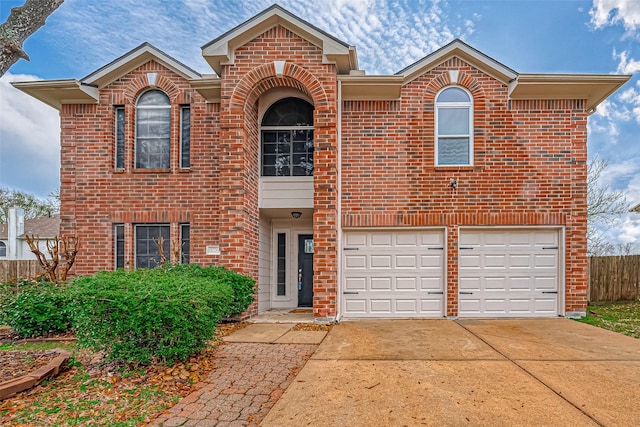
[15,5,629,320]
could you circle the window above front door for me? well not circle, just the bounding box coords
[261,97,314,176]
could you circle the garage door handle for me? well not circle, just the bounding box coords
[460,292,473,295]
[459,247,474,250]
[542,291,558,294]
[428,247,444,250]
[343,247,359,251]
[343,291,359,295]
[428,291,443,295]
[543,247,558,250]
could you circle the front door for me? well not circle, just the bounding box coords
[298,234,314,307]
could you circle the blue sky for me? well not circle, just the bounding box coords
[0,0,639,248]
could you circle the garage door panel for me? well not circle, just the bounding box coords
[345,254,366,269]
[371,277,392,290]
[534,254,557,268]
[343,230,445,318]
[459,229,560,318]
[396,255,417,268]
[370,299,392,313]
[371,255,391,268]
[371,233,392,247]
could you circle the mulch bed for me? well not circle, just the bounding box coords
[0,321,250,425]
[0,351,61,383]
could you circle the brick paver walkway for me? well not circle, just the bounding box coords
[151,343,317,426]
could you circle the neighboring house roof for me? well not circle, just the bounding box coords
[11,4,632,113]
[631,202,640,213]
[0,214,60,239]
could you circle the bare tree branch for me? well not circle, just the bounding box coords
[587,156,631,256]
[0,0,64,77]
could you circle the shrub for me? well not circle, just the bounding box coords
[69,265,240,365]
[0,279,72,337]
[176,264,256,316]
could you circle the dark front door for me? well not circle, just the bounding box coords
[298,234,314,307]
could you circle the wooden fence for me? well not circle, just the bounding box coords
[0,260,44,283]
[589,255,640,303]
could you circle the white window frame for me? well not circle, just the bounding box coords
[434,86,473,166]
[135,90,171,169]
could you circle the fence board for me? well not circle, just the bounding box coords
[589,255,640,303]
[0,260,44,283]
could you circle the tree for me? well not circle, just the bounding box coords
[0,186,59,223]
[0,0,64,77]
[587,156,631,256]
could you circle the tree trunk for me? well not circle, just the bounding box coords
[0,0,64,77]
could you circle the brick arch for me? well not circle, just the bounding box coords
[423,71,486,105]
[230,62,329,113]
[124,75,181,105]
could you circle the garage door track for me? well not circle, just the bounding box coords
[262,319,640,427]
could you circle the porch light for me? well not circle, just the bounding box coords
[291,211,302,219]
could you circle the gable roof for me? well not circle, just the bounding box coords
[12,43,201,109]
[82,42,201,88]
[340,38,630,111]
[397,39,517,84]
[0,214,60,240]
[201,4,358,75]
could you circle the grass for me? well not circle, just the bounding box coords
[576,301,640,339]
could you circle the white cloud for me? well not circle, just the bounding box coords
[0,73,60,198]
[613,48,640,73]
[54,0,476,76]
[590,0,640,35]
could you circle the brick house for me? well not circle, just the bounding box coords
[15,5,629,320]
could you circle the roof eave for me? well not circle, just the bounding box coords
[189,76,222,103]
[339,75,404,100]
[509,74,632,113]
[83,43,201,88]
[201,5,356,75]
[398,39,518,85]
[11,79,99,110]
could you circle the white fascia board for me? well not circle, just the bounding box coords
[83,44,201,88]
[400,40,518,85]
[509,74,632,113]
[11,79,99,110]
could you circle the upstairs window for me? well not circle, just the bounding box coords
[136,90,170,169]
[435,87,473,166]
[115,106,125,169]
[261,97,314,176]
[180,106,190,168]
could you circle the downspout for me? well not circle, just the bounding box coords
[335,78,343,322]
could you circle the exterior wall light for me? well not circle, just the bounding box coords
[291,211,302,219]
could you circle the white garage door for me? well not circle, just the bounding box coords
[342,230,445,318]
[458,229,560,317]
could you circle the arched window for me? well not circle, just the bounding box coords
[0,241,6,257]
[136,90,171,169]
[261,97,314,176]
[435,87,473,166]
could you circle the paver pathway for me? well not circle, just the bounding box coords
[150,342,317,426]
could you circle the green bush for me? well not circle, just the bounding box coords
[0,279,72,337]
[69,264,251,365]
[179,264,256,316]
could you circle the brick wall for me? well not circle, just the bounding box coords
[341,57,588,315]
[59,37,588,317]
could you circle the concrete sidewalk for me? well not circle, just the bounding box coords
[262,319,640,427]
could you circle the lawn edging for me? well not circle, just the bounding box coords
[0,349,71,400]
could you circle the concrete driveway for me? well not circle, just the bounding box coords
[262,319,640,427]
